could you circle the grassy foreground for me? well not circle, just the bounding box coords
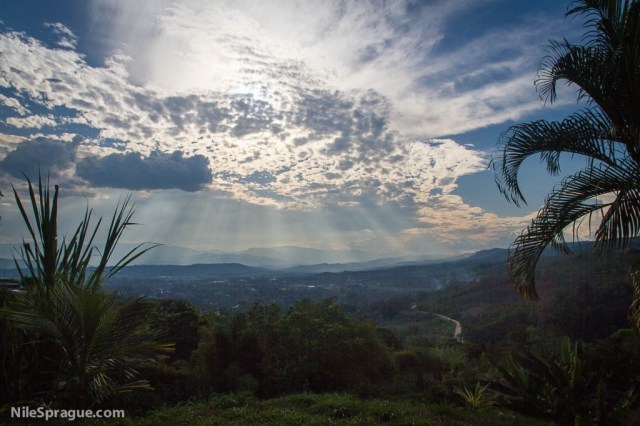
[111,393,546,425]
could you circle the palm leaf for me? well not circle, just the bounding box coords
[86,195,160,288]
[12,177,157,289]
[509,160,639,298]
[538,1,640,159]
[1,279,172,406]
[493,108,620,206]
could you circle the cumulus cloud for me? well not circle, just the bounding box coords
[410,194,536,244]
[0,28,491,231]
[0,26,463,205]
[76,150,212,192]
[0,137,78,179]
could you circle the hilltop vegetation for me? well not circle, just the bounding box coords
[93,249,639,424]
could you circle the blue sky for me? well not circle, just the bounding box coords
[0,0,590,259]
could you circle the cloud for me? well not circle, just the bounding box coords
[0,136,78,179]
[0,0,582,253]
[6,114,57,129]
[44,23,79,49]
[405,193,537,247]
[0,14,486,211]
[84,0,574,138]
[0,94,29,115]
[76,150,212,192]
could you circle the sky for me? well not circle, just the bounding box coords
[0,0,590,260]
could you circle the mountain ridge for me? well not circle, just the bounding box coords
[2,239,632,281]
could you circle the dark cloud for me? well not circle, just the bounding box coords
[293,88,396,163]
[102,114,131,129]
[324,172,341,180]
[165,95,198,132]
[76,150,212,192]
[0,137,78,178]
[337,159,354,171]
[230,96,277,137]
[294,89,354,137]
[195,101,230,133]
[238,170,276,186]
[293,137,309,146]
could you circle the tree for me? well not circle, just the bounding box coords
[0,176,172,408]
[153,299,202,363]
[492,0,640,324]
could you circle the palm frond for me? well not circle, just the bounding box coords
[492,108,620,206]
[11,175,59,291]
[539,1,640,161]
[496,0,640,329]
[509,160,640,298]
[594,188,640,250]
[537,39,640,138]
[630,260,640,328]
[1,279,172,406]
[11,177,157,289]
[86,195,160,288]
[58,207,98,286]
[568,0,640,51]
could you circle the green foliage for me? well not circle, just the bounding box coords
[107,360,199,413]
[153,299,203,362]
[455,382,496,411]
[11,175,156,292]
[190,299,394,398]
[0,176,171,409]
[2,283,171,408]
[115,393,545,426]
[310,393,360,419]
[631,259,640,328]
[390,345,456,398]
[490,336,636,424]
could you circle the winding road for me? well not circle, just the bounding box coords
[410,305,463,342]
[432,313,462,341]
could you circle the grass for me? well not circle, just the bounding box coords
[71,392,549,426]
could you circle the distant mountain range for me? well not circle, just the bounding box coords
[1,239,630,281]
[0,243,447,270]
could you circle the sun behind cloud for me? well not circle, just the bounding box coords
[0,0,580,255]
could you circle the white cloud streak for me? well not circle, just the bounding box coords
[6,114,57,129]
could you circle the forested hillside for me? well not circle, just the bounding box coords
[95,249,639,424]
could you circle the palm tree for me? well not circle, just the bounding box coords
[492,0,640,325]
[4,280,171,408]
[0,175,172,408]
